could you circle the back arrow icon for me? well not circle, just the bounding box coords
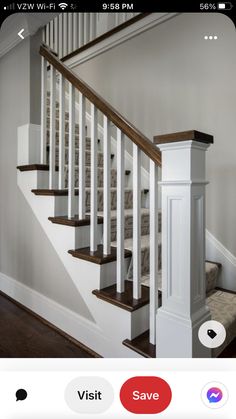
[18,29,25,40]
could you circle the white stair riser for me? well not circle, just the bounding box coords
[18,124,41,166]
[48,223,103,250]
[18,169,147,356]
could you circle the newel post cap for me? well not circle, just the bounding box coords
[154,130,213,181]
[154,130,214,147]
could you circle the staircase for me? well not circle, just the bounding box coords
[16,43,236,358]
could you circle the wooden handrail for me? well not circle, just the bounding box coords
[40,45,161,167]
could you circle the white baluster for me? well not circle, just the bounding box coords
[42,27,46,43]
[117,13,124,25]
[84,13,90,44]
[120,13,124,23]
[96,14,100,35]
[68,13,73,54]
[49,66,56,189]
[54,17,58,54]
[149,160,159,345]
[46,23,49,46]
[73,13,78,51]
[122,13,127,23]
[117,129,125,293]
[59,74,65,189]
[103,116,111,255]
[115,13,119,26]
[40,57,47,164]
[79,13,84,47]
[50,20,54,50]
[79,93,86,219]
[68,83,75,218]
[90,104,98,251]
[133,144,141,299]
[63,14,68,56]
[58,14,63,58]
[90,13,96,40]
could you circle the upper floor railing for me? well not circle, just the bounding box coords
[42,12,142,60]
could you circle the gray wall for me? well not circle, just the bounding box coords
[30,31,41,124]
[75,13,236,256]
[0,33,85,315]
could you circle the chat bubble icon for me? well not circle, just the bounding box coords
[16,389,28,402]
[207,387,223,403]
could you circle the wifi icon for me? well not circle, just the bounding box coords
[59,2,68,9]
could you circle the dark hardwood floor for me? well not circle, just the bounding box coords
[0,290,234,358]
[0,291,100,358]
[219,339,236,358]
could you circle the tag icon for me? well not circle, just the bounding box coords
[199,321,226,348]
[207,329,217,339]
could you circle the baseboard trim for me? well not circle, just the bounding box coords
[0,289,101,358]
[206,230,236,291]
[0,271,105,355]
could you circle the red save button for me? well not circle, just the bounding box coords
[120,376,172,414]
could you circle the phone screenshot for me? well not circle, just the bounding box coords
[0,0,235,417]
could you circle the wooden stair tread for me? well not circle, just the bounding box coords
[32,187,133,196]
[123,330,156,357]
[18,164,59,172]
[32,189,70,196]
[49,205,142,227]
[48,215,103,227]
[68,245,132,264]
[17,164,49,172]
[92,280,149,311]
[17,164,130,176]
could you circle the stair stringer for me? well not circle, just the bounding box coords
[17,169,149,357]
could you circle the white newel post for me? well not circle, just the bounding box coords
[155,131,213,358]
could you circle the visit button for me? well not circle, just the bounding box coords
[120,376,172,414]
